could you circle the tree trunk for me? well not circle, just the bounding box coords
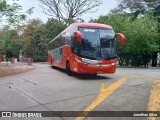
[151,52,157,67]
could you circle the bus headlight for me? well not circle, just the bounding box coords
[75,58,81,63]
[75,58,89,65]
[111,63,116,66]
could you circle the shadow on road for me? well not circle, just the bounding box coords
[72,74,111,80]
[50,66,112,80]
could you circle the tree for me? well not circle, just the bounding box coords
[0,0,34,60]
[38,0,102,24]
[0,0,34,27]
[17,18,66,62]
[114,0,160,67]
[97,14,159,66]
[45,18,66,40]
[28,18,66,62]
[116,0,160,16]
[0,28,19,58]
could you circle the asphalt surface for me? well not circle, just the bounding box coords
[0,63,160,120]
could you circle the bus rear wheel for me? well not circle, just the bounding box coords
[51,60,55,69]
[66,62,72,76]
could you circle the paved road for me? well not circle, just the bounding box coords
[0,63,159,120]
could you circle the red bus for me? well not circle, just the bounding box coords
[48,23,125,75]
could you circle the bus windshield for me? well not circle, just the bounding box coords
[79,28,116,60]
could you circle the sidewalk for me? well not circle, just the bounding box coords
[0,62,35,77]
[0,62,30,67]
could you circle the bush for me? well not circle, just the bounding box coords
[33,55,47,62]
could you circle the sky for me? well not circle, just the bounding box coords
[14,0,118,23]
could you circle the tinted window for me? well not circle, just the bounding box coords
[79,28,100,59]
[71,35,79,55]
[78,27,116,60]
[100,29,116,58]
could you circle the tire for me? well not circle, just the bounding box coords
[66,62,72,76]
[51,60,54,69]
[92,74,97,76]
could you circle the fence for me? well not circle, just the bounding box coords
[0,58,33,67]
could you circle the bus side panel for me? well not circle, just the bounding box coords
[48,54,56,65]
[48,47,65,69]
[68,53,76,72]
[48,54,51,64]
[61,46,73,69]
[48,46,72,69]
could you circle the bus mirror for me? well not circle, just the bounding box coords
[74,31,82,43]
[116,33,125,45]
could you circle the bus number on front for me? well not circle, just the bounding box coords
[84,29,95,32]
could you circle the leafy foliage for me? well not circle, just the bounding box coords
[97,13,159,66]
[14,18,66,62]
[0,0,34,27]
[0,0,160,65]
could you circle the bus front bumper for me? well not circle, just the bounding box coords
[75,62,117,74]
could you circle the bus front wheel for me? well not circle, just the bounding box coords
[66,62,72,76]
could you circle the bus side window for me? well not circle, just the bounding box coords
[59,46,63,54]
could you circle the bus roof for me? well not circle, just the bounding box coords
[49,22,112,44]
[71,22,112,29]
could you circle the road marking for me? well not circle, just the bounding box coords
[75,77,127,120]
[148,80,160,120]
